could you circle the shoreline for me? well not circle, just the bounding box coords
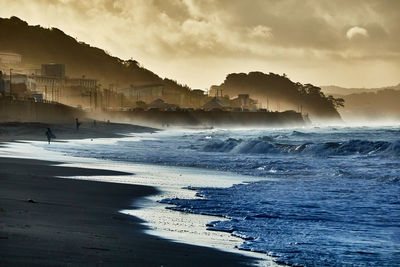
[1,140,277,266]
[0,122,278,266]
[0,156,258,266]
[0,122,264,266]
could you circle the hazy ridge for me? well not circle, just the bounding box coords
[321,84,400,121]
[321,84,400,96]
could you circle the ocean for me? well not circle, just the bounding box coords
[35,125,400,266]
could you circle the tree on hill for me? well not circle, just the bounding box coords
[212,71,343,119]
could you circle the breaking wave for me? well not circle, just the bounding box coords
[201,138,400,157]
[40,126,400,266]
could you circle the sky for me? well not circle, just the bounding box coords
[1,0,399,89]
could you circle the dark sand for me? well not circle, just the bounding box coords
[0,157,257,266]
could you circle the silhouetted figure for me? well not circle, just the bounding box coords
[93,119,97,127]
[45,128,55,144]
[76,118,81,131]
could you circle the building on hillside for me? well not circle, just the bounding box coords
[0,52,22,64]
[31,63,97,105]
[209,85,222,97]
[230,94,258,110]
[30,75,65,102]
[10,74,36,90]
[41,64,65,78]
[3,73,36,98]
[32,64,66,102]
[120,83,194,107]
[188,89,208,108]
[33,75,64,88]
[61,77,98,108]
[147,99,179,111]
[163,87,187,107]
[100,88,123,110]
[120,84,164,104]
[202,97,230,111]
[0,62,99,106]
[66,77,97,88]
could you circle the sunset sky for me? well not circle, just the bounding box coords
[1,0,399,89]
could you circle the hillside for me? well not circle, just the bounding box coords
[333,89,400,121]
[321,84,400,96]
[212,72,343,120]
[0,16,190,93]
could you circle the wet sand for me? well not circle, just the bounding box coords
[0,157,257,265]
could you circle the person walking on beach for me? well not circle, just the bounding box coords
[76,118,81,131]
[45,128,55,144]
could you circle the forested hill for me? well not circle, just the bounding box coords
[0,16,189,92]
[212,72,344,119]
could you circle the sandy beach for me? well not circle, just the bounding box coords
[0,123,257,266]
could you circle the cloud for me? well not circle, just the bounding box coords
[248,25,273,39]
[0,0,399,88]
[346,26,369,39]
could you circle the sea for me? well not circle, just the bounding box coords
[13,125,400,266]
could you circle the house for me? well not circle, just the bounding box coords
[230,94,258,110]
[202,97,230,111]
[147,99,179,111]
[188,89,208,108]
